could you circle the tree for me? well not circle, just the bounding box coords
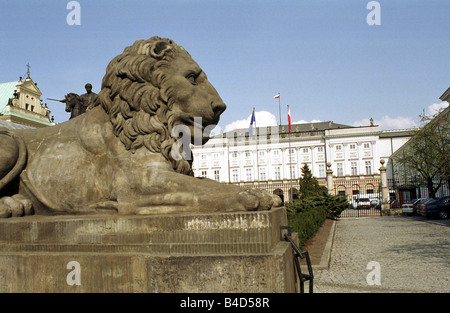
[298,163,324,199]
[393,107,449,198]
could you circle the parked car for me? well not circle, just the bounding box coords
[420,196,450,219]
[356,198,371,210]
[402,198,426,215]
[370,199,379,207]
[416,198,437,216]
[413,198,430,215]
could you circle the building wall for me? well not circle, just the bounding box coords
[191,124,416,204]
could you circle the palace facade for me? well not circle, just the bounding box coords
[191,121,416,205]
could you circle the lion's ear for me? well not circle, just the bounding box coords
[150,40,172,59]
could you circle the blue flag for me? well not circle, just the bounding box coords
[249,109,256,135]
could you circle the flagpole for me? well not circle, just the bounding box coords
[253,107,260,182]
[287,105,293,202]
[278,93,281,126]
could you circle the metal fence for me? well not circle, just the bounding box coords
[331,177,382,217]
[387,177,449,208]
[230,176,449,217]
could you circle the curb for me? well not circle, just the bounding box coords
[313,220,336,270]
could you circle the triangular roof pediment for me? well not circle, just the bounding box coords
[18,78,42,95]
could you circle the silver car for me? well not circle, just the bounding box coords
[402,198,425,215]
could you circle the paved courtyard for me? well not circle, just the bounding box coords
[314,216,450,293]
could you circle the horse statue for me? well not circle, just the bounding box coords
[64,93,85,119]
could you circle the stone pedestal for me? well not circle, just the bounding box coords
[379,159,391,215]
[0,207,298,292]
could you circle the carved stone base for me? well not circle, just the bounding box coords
[0,208,298,292]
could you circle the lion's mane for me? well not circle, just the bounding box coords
[96,36,193,175]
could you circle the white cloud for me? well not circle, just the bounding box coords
[223,111,323,133]
[352,116,418,130]
[350,102,449,131]
[293,119,322,124]
[224,111,278,132]
[426,101,448,116]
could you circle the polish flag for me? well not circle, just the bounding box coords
[273,94,280,99]
[287,106,292,134]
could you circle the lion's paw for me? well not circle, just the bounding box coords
[238,189,282,211]
[0,195,34,218]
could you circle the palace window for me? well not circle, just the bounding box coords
[337,162,344,176]
[318,164,325,178]
[351,162,358,176]
[214,170,220,181]
[274,167,281,180]
[232,169,239,182]
[245,168,252,181]
[259,167,266,181]
[365,161,372,175]
[289,166,296,179]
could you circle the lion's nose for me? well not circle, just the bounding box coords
[212,102,226,117]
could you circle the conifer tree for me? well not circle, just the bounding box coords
[299,164,324,199]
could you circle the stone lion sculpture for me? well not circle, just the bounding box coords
[0,36,281,218]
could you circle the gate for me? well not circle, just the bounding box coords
[340,206,382,218]
[333,177,383,217]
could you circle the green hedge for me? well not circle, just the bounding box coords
[286,194,347,248]
[286,199,327,248]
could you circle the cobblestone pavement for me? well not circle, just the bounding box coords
[314,216,450,293]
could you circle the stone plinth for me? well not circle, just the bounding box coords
[0,207,298,292]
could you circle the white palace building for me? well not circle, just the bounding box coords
[191,121,416,204]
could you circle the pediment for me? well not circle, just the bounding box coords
[18,78,42,96]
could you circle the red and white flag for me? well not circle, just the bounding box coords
[273,94,280,99]
[287,106,292,134]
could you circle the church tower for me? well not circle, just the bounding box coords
[0,69,54,128]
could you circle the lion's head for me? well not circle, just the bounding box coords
[96,36,226,175]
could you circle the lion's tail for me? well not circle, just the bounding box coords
[0,129,27,191]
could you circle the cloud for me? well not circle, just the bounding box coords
[222,111,323,133]
[293,119,322,124]
[224,111,278,132]
[426,101,448,116]
[352,116,418,130]
[351,102,448,131]
[216,101,448,135]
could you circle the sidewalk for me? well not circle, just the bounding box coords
[302,218,336,270]
[305,216,450,293]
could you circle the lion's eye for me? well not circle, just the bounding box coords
[186,73,197,85]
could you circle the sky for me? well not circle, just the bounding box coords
[1,0,449,133]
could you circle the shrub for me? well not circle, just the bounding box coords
[286,199,327,248]
[310,193,348,220]
[286,192,348,248]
